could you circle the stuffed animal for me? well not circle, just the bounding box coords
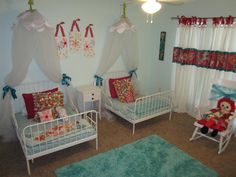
[198,97,235,137]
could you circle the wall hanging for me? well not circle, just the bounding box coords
[69,18,82,54]
[84,24,95,57]
[55,22,68,59]
[159,31,166,61]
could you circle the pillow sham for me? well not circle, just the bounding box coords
[33,91,64,118]
[22,88,58,119]
[38,109,54,122]
[113,79,135,103]
[109,76,131,98]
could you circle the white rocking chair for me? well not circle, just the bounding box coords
[190,79,236,154]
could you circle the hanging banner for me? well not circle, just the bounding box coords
[55,22,68,59]
[84,24,95,57]
[69,18,82,54]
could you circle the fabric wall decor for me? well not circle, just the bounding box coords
[84,24,95,57]
[55,22,68,59]
[69,18,82,53]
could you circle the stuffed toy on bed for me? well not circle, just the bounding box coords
[197,97,235,137]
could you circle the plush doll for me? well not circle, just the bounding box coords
[198,97,235,137]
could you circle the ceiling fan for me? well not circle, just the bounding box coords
[123,0,189,23]
[129,0,189,5]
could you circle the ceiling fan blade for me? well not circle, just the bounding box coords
[158,0,185,5]
[135,0,187,5]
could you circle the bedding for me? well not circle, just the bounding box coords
[15,104,96,155]
[113,78,135,103]
[15,104,75,138]
[108,76,131,98]
[38,109,54,122]
[33,91,64,118]
[22,87,59,119]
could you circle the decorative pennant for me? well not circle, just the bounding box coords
[84,24,95,57]
[55,22,68,59]
[69,18,82,54]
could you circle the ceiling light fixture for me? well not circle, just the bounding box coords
[141,0,162,23]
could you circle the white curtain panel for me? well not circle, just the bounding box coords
[96,17,139,76]
[172,23,236,117]
[0,10,77,141]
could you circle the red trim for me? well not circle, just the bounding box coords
[85,24,94,38]
[55,22,65,37]
[70,18,80,32]
[172,47,236,72]
[178,15,234,26]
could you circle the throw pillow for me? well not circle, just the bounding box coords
[109,76,131,98]
[33,91,64,118]
[38,109,54,122]
[113,79,135,103]
[22,88,58,119]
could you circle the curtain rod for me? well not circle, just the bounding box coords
[171,16,236,20]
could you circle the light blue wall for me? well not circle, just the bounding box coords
[0,0,176,96]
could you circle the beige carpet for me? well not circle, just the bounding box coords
[0,112,235,177]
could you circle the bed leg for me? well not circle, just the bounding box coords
[169,111,172,120]
[133,124,135,135]
[96,136,98,150]
[31,159,34,164]
[26,159,31,175]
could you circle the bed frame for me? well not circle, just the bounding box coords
[101,71,172,134]
[12,81,98,175]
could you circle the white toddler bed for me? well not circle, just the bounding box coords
[12,81,98,175]
[102,71,172,134]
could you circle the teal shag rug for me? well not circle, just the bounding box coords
[55,135,218,177]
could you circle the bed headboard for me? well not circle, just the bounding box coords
[100,71,129,92]
[101,70,129,81]
[13,80,67,114]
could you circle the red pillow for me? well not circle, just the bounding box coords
[22,88,58,119]
[109,76,131,98]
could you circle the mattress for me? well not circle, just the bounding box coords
[15,105,96,155]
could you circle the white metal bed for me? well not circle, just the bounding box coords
[101,71,173,134]
[12,81,98,175]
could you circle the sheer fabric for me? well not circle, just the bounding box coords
[96,17,138,76]
[0,10,76,141]
[172,23,236,117]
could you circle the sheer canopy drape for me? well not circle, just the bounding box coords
[96,17,139,76]
[172,16,236,117]
[0,10,75,141]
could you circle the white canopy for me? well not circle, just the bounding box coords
[0,10,74,141]
[96,16,139,76]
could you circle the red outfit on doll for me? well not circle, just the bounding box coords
[198,97,235,137]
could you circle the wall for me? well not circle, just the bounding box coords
[0,0,236,100]
[0,0,177,99]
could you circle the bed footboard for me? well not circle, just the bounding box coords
[132,90,172,122]
[19,110,98,175]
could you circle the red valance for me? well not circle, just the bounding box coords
[177,16,234,26]
[173,47,236,73]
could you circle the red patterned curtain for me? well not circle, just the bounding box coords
[172,15,236,116]
[173,16,236,73]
